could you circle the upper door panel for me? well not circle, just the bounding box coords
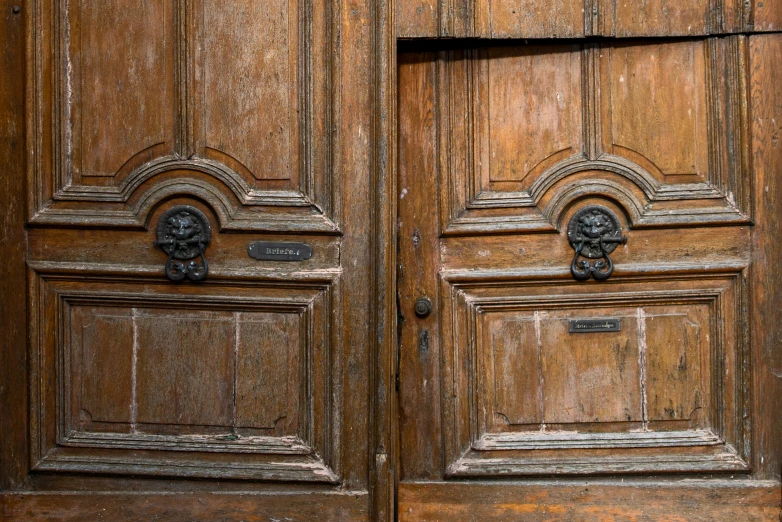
[28,0,337,232]
[397,0,756,38]
[430,38,751,237]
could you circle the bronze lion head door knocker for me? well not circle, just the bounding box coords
[567,205,628,281]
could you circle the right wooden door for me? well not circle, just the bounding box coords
[396,24,782,520]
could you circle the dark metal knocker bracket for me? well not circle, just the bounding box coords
[154,205,211,282]
[567,205,627,281]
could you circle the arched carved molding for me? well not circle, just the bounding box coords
[443,157,747,236]
[56,156,315,208]
[528,155,661,204]
[535,156,749,228]
[135,179,237,232]
[542,179,645,231]
[35,160,340,234]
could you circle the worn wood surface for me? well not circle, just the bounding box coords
[398,482,781,521]
[0,492,369,522]
[752,0,782,31]
[398,52,444,481]
[4,0,782,519]
[27,0,336,232]
[397,0,755,37]
[397,40,755,483]
[0,0,28,491]
[749,33,782,481]
[370,0,399,518]
[5,0,382,517]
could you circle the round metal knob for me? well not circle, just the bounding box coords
[414,298,433,318]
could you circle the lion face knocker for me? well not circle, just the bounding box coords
[567,205,627,281]
[154,206,211,282]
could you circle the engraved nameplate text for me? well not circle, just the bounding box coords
[248,242,313,262]
[568,318,621,333]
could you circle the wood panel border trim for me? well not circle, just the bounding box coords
[0,0,30,491]
[370,0,399,520]
[398,481,781,521]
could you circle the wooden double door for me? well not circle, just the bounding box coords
[2,0,782,520]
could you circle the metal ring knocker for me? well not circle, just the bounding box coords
[567,205,627,281]
[154,205,211,282]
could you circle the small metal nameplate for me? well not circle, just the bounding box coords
[248,242,312,262]
[568,318,621,333]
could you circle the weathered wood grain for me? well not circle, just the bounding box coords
[5,0,382,515]
[396,0,753,37]
[398,52,444,481]
[399,482,781,521]
[750,33,782,481]
[198,0,297,182]
[26,0,337,232]
[70,1,176,179]
[418,40,751,238]
[752,0,782,31]
[398,38,757,486]
[0,492,369,522]
[0,0,28,491]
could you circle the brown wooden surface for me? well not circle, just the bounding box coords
[749,32,782,481]
[370,0,398,518]
[398,52,444,481]
[4,0,782,519]
[0,0,28,491]
[397,0,755,38]
[0,492,368,522]
[752,0,782,31]
[398,43,757,483]
[398,482,781,521]
[4,0,383,517]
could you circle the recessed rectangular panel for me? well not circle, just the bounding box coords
[488,315,540,427]
[69,0,176,179]
[135,310,235,429]
[38,277,339,482]
[485,46,582,188]
[605,41,709,182]
[482,306,712,430]
[68,306,306,436]
[644,305,710,425]
[539,311,643,425]
[444,276,748,475]
[71,307,134,431]
[200,0,298,182]
[235,312,301,433]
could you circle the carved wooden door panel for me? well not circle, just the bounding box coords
[397,33,782,519]
[0,1,379,519]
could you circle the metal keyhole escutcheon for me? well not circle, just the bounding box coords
[414,298,433,318]
[154,205,211,282]
[567,205,627,281]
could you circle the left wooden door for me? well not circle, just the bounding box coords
[1,1,379,519]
